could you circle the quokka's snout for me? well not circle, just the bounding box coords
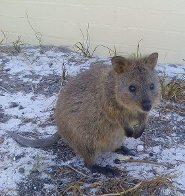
[141,99,152,111]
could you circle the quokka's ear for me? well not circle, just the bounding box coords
[144,53,158,70]
[111,56,130,73]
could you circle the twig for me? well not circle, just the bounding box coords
[121,159,169,167]
[67,165,89,178]
[63,184,83,196]
[0,85,10,93]
[25,12,42,46]
[91,44,116,57]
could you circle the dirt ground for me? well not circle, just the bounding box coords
[0,45,184,195]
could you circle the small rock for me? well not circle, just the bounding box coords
[5,68,11,72]
[14,154,25,161]
[168,64,177,68]
[0,137,4,144]
[133,179,140,184]
[9,102,19,108]
[0,113,4,118]
[92,173,101,178]
[30,169,39,174]
[149,152,154,157]
[137,144,144,152]
[114,159,121,164]
[18,105,24,110]
[152,146,161,153]
[49,62,53,67]
[18,167,25,174]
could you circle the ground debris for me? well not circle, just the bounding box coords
[0,45,184,195]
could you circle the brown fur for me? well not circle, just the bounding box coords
[55,53,161,166]
[8,53,160,167]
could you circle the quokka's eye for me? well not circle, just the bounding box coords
[150,83,154,90]
[129,85,136,92]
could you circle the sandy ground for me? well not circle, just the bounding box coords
[0,45,184,195]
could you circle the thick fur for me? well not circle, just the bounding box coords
[55,53,160,165]
[8,53,161,166]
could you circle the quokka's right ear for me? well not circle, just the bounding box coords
[144,53,158,70]
[111,56,130,73]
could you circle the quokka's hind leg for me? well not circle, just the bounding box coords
[87,164,120,177]
[83,150,120,177]
[115,145,136,156]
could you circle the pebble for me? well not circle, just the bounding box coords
[5,68,11,72]
[0,137,4,144]
[137,144,144,152]
[18,105,24,110]
[18,167,25,174]
[114,159,121,164]
[152,146,161,153]
[14,154,24,161]
[9,102,19,108]
[0,113,4,118]
[149,152,154,157]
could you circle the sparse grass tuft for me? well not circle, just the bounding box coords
[160,74,185,101]
[74,24,117,57]
[130,39,143,60]
[12,36,24,53]
[26,13,43,48]
[0,30,8,44]
[74,23,91,57]
[61,60,68,86]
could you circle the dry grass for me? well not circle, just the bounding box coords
[73,23,117,57]
[119,158,170,167]
[98,174,176,196]
[131,39,143,59]
[61,60,68,86]
[26,13,43,47]
[12,36,24,53]
[57,164,176,196]
[0,30,8,44]
[160,74,185,101]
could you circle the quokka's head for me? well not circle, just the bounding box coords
[111,53,161,113]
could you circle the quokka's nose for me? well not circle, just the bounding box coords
[142,100,152,111]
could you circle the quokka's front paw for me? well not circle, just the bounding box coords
[115,145,136,156]
[133,125,145,139]
[124,127,134,137]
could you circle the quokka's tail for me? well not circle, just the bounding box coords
[7,131,61,148]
